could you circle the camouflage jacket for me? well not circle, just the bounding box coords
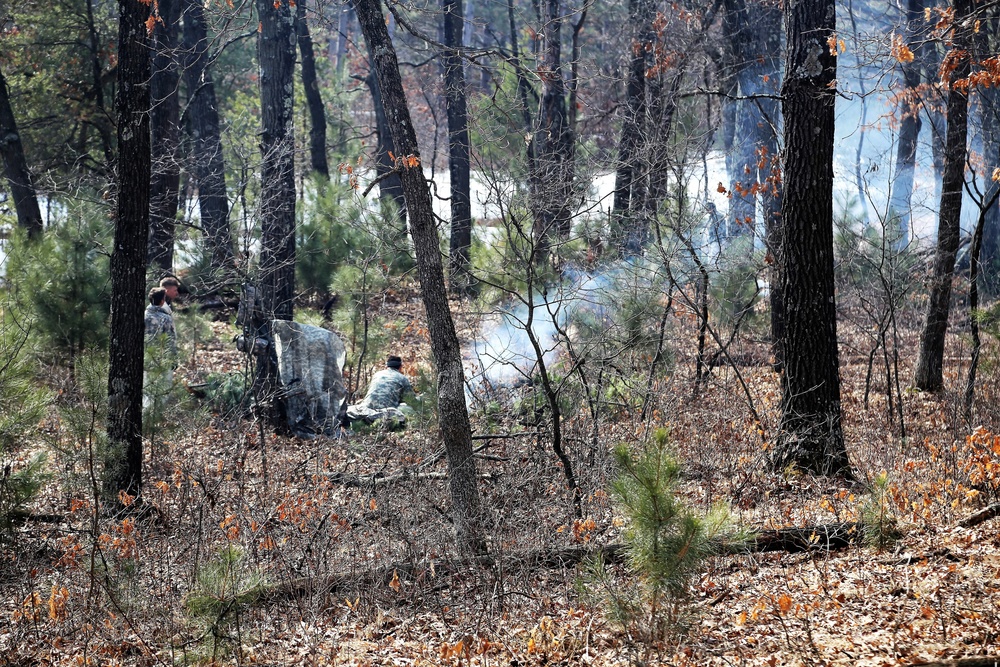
[358,368,414,410]
[144,304,177,358]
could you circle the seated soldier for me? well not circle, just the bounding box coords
[345,355,415,429]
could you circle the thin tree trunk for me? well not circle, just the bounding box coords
[0,66,43,239]
[148,0,181,271]
[443,0,473,292]
[104,0,152,501]
[297,0,330,178]
[181,0,236,281]
[362,69,407,222]
[914,0,972,392]
[771,0,852,478]
[354,0,487,555]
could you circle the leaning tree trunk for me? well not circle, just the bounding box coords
[148,0,181,272]
[257,0,297,323]
[887,0,924,250]
[0,66,43,239]
[296,0,329,178]
[353,0,487,556]
[913,0,972,393]
[771,0,852,478]
[181,0,236,282]
[443,0,473,293]
[104,0,152,502]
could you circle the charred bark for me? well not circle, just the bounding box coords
[104,0,152,501]
[181,0,236,280]
[297,0,330,178]
[354,0,487,555]
[913,0,972,393]
[0,66,43,239]
[148,0,181,271]
[771,0,852,478]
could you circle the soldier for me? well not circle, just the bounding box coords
[159,276,181,313]
[346,355,415,429]
[143,287,178,412]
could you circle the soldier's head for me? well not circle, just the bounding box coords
[159,276,180,302]
[149,287,167,307]
[386,355,402,370]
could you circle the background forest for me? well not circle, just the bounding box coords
[3,0,1000,664]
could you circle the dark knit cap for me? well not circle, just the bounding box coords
[387,355,402,369]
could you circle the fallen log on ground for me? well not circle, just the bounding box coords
[958,502,1000,528]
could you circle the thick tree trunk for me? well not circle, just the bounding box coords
[443,0,473,292]
[913,0,972,393]
[181,0,236,282]
[296,0,329,178]
[148,0,181,272]
[771,0,851,478]
[257,0,297,323]
[104,0,152,501]
[353,0,487,556]
[0,67,43,239]
[611,0,651,255]
[888,0,924,250]
[532,0,575,265]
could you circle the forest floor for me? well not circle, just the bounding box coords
[3,280,1000,667]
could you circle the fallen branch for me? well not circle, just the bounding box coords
[727,522,864,554]
[910,657,1000,667]
[958,502,1000,528]
[327,470,495,488]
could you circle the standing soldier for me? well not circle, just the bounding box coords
[143,287,177,412]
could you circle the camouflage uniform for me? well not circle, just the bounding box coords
[345,368,414,429]
[143,304,177,413]
[358,368,413,409]
[144,303,177,358]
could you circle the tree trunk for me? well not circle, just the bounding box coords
[181,0,236,282]
[353,0,487,556]
[297,0,330,178]
[0,66,43,239]
[771,0,852,478]
[104,0,152,502]
[362,69,407,222]
[257,0,297,323]
[443,0,473,292]
[913,0,972,393]
[888,0,924,250]
[148,0,181,272]
[611,0,651,255]
[532,0,575,265]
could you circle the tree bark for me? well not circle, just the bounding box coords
[611,0,651,255]
[0,66,43,239]
[104,0,152,501]
[353,0,487,555]
[532,0,575,265]
[296,0,330,178]
[148,0,182,272]
[181,0,236,282]
[771,0,852,478]
[443,0,473,292]
[888,0,924,250]
[257,0,297,323]
[362,69,407,222]
[913,0,972,393]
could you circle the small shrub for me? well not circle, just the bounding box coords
[582,429,732,647]
[861,472,899,550]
